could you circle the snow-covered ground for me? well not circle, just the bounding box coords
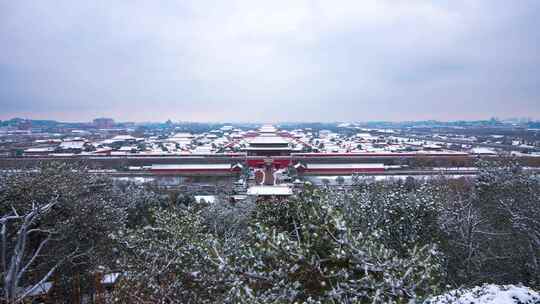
[424,284,540,304]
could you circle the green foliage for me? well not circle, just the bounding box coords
[217,187,443,303]
[111,205,219,303]
[343,182,445,255]
[0,162,138,301]
[0,162,124,263]
[436,158,540,288]
[3,159,539,303]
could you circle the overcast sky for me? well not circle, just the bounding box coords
[1,1,539,122]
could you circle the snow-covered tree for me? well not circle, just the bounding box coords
[0,163,135,302]
[473,159,540,286]
[4,160,538,302]
[213,187,443,303]
[110,205,221,303]
[436,158,540,288]
[342,181,444,255]
[1,201,68,303]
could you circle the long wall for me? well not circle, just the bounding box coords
[1,153,539,171]
[0,155,242,169]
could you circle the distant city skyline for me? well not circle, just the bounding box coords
[1,1,540,122]
[1,116,537,125]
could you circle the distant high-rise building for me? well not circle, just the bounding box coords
[93,118,115,129]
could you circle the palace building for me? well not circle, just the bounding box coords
[242,125,297,157]
[243,135,292,157]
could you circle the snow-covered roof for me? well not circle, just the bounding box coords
[94,147,112,153]
[171,132,193,138]
[59,141,85,150]
[151,164,231,170]
[423,144,442,149]
[192,146,214,154]
[24,147,55,153]
[111,135,136,141]
[118,146,136,151]
[110,152,130,156]
[356,133,375,139]
[244,146,292,151]
[249,136,290,145]
[470,147,497,155]
[247,186,293,196]
[194,195,217,204]
[258,125,278,133]
[49,153,75,157]
[306,163,385,170]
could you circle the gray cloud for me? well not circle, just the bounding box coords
[1,0,539,122]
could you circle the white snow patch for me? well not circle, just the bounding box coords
[424,284,540,304]
[194,195,217,204]
[101,273,122,285]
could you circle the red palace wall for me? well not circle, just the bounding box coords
[246,158,291,168]
[150,169,234,175]
[302,168,385,174]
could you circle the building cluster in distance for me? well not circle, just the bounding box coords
[1,117,540,199]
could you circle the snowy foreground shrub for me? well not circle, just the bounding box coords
[110,187,443,303]
[424,284,540,304]
[211,187,443,303]
[4,161,539,303]
[0,163,131,303]
[110,205,220,303]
